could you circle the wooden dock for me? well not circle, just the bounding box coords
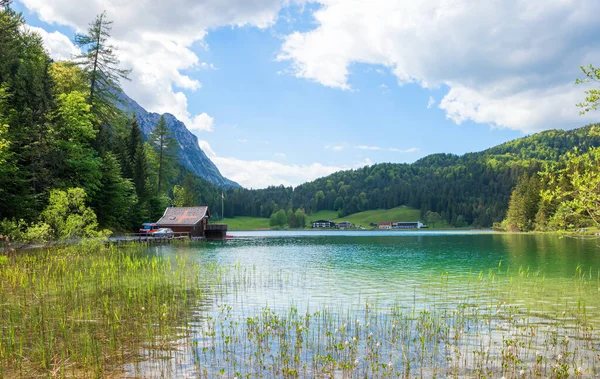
[115,232,194,244]
[205,224,228,240]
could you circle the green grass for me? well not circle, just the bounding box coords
[0,241,205,377]
[309,206,454,228]
[228,206,456,230]
[221,216,270,230]
[2,241,599,377]
[332,206,422,227]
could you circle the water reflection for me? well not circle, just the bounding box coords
[131,232,600,377]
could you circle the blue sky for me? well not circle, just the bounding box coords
[14,0,600,188]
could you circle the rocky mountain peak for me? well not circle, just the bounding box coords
[117,91,240,189]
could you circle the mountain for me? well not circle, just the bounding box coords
[223,124,600,227]
[117,92,240,188]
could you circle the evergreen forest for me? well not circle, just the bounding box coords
[1,2,599,240]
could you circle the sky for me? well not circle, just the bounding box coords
[13,0,600,188]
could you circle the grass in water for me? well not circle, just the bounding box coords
[0,241,205,377]
[2,243,600,378]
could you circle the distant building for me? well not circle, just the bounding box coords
[337,221,351,229]
[312,220,336,228]
[393,221,425,229]
[379,222,392,229]
[156,206,211,237]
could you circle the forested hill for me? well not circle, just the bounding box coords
[224,125,600,227]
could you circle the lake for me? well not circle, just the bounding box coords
[135,231,600,377]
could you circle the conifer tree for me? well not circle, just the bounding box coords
[149,115,178,195]
[73,11,131,129]
[125,116,149,199]
[91,152,136,228]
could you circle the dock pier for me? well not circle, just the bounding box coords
[205,224,228,240]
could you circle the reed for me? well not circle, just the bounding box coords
[2,241,600,378]
[0,241,204,377]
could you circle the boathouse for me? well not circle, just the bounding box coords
[156,206,211,237]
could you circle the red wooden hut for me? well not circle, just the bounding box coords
[156,206,210,237]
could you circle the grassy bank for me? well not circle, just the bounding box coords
[221,216,270,230]
[0,241,205,377]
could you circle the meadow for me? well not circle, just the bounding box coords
[223,206,453,231]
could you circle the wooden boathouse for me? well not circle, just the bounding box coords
[156,206,228,239]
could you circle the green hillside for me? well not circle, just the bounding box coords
[309,206,423,227]
[221,217,270,230]
[335,206,422,227]
[225,124,600,228]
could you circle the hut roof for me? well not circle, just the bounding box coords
[156,206,210,226]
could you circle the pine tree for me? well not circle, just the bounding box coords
[149,115,178,195]
[0,9,55,219]
[91,152,136,228]
[126,116,149,199]
[73,11,130,130]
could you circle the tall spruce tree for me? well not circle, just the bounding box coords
[0,7,55,219]
[91,152,136,228]
[73,11,130,143]
[149,115,178,195]
[127,116,148,200]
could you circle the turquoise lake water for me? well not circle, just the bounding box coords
[132,231,600,377]
[155,231,600,311]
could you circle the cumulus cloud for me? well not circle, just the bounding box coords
[189,113,215,133]
[199,140,367,188]
[25,26,80,61]
[356,145,418,153]
[19,0,295,131]
[198,140,217,159]
[325,144,344,151]
[278,0,600,132]
[427,96,435,109]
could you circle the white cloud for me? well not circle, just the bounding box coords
[199,140,366,188]
[356,145,418,153]
[236,138,248,143]
[427,96,435,109]
[25,26,80,61]
[189,112,215,133]
[278,0,600,132]
[356,145,381,151]
[198,140,217,159]
[200,62,217,70]
[275,152,286,159]
[20,0,297,133]
[325,144,344,151]
[354,157,373,167]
